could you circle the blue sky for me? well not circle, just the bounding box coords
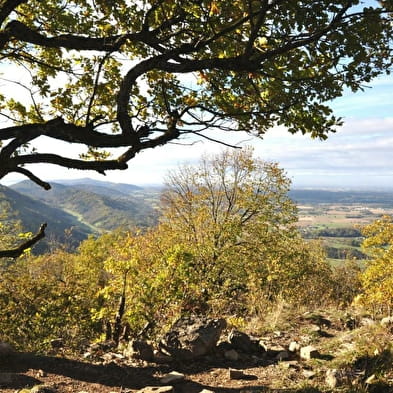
[112,74,393,189]
[1,0,392,190]
[1,72,392,190]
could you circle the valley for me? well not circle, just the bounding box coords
[290,190,393,263]
[1,180,393,259]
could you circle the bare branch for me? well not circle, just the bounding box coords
[86,53,111,126]
[191,131,241,149]
[13,167,51,190]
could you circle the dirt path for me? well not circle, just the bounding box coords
[1,314,393,393]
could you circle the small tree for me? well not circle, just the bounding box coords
[160,148,331,312]
[359,215,393,315]
[81,150,335,336]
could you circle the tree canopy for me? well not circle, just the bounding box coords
[0,1,392,256]
[358,215,393,313]
[0,0,392,189]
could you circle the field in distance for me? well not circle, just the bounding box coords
[290,189,393,262]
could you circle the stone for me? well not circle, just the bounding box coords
[136,387,174,393]
[288,341,301,352]
[159,315,226,360]
[224,349,239,361]
[229,368,245,380]
[300,345,319,360]
[381,316,393,326]
[325,369,339,388]
[124,340,154,361]
[228,330,260,353]
[360,317,375,327]
[36,370,46,378]
[160,371,185,384]
[302,369,316,379]
[258,341,268,352]
[281,360,300,369]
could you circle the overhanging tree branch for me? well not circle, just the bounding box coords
[0,223,47,259]
[0,1,391,256]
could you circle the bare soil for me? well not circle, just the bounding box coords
[0,351,305,393]
[1,316,393,393]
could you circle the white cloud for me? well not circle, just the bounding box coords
[1,61,393,189]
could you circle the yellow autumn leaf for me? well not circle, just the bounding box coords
[209,2,219,16]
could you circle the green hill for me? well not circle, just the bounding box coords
[11,179,160,232]
[0,185,94,253]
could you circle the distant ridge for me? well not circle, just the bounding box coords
[54,178,142,194]
[0,184,93,252]
[4,178,393,254]
[11,178,160,235]
[289,189,393,205]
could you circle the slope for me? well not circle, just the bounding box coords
[0,185,94,252]
[11,180,160,232]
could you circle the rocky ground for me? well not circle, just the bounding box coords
[1,312,393,393]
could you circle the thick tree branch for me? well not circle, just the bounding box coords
[13,167,51,189]
[10,153,128,173]
[0,118,138,147]
[1,20,129,51]
[0,0,27,25]
[0,223,47,259]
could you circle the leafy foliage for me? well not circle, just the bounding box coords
[0,150,381,350]
[0,0,392,189]
[96,149,335,336]
[359,215,393,314]
[0,201,22,252]
[0,250,103,351]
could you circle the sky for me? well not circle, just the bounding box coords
[3,73,392,190]
[1,1,392,190]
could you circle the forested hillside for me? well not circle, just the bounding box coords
[11,179,158,231]
[2,180,393,258]
[1,150,393,393]
[0,185,93,251]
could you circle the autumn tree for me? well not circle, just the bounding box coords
[89,150,332,335]
[0,199,45,260]
[0,0,392,254]
[359,215,393,314]
[159,148,332,312]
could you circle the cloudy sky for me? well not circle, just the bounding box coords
[0,0,392,190]
[1,73,392,190]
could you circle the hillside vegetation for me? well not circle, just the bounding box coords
[0,180,161,252]
[12,180,160,231]
[3,179,393,259]
[1,150,393,392]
